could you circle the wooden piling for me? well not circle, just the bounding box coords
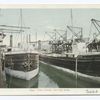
[0,49,6,88]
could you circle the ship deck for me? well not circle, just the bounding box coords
[4,50,38,55]
[41,51,100,58]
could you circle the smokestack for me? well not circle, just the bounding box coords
[38,40,41,51]
[10,35,13,47]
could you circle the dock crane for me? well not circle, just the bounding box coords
[0,25,30,29]
[45,29,67,43]
[87,19,100,52]
[91,19,100,38]
[0,24,30,47]
[29,29,69,53]
[67,26,83,41]
[44,29,72,53]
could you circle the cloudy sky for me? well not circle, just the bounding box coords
[1,8,100,46]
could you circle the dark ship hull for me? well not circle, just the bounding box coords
[40,53,100,77]
[4,51,39,80]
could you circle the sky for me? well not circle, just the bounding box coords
[1,8,100,46]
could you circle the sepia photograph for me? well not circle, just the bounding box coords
[0,4,100,95]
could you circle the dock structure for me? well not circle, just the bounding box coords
[0,50,6,88]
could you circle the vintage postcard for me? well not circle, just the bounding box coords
[0,4,100,95]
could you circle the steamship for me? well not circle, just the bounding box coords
[4,34,39,81]
[4,48,39,80]
[3,9,39,81]
[40,19,100,78]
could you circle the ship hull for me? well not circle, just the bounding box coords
[4,52,39,80]
[40,53,100,77]
[5,67,39,80]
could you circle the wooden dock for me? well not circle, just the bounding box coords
[0,50,6,88]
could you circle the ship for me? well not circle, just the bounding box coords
[39,18,100,79]
[3,9,39,81]
[4,48,39,81]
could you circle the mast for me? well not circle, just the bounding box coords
[26,34,28,44]
[55,30,57,42]
[72,9,78,88]
[71,9,78,87]
[36,32,38,49]
[29,34,31,43]
[20,9,23,48]
[71,9,74,41]
[81,27,83,40]
[65,30,67,42]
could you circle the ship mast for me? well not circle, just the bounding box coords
[71,9,74,41]
[20,9,23,48]
[70,9,78,88]
[64,30,67,42]
[36,32,38,50]
[18,9,30,48]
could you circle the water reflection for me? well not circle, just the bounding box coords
[38,72,58,88]
[39,62,100,88]
[6,71,58,88]
[5,62,100,88]
[6,74,39,88]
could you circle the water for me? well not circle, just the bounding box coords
[6,67,59,88]
[38,72,58,88]
[5,62,100,88]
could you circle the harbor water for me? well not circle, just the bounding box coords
[5,61,100,88]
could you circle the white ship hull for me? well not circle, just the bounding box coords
[5,67,39,80]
